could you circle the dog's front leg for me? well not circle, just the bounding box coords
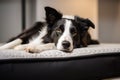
[14,44,28,50]
[25,43,56,53]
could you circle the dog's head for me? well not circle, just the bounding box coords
[45,7,95,52]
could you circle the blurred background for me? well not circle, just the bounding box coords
[0,0,120,43]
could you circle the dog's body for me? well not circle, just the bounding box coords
[0,7,99,53]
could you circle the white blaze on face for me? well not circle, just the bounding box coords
[57,19,73,51]
[62,15,74,20]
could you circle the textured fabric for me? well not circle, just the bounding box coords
[0,43,120,59]
[0,43,120,80]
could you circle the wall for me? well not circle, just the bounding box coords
[0,0,22,42]
[0,0,36,42]
[26,0,36,29]
[99,0,120,43]
[36,0,98,39]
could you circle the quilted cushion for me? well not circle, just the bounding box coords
[0,43,120,59]
[0,43,120,80]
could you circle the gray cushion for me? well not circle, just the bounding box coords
[0,43,120,60]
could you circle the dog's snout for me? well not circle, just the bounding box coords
[62,41,70,49]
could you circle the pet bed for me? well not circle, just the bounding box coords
[0,43,120,80]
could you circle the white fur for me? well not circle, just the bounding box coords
[30,26,47,44]
[14,26,48,52]
[0,39,22,50]
[14,43,56,53]
[25,43,55,53]
[62,15,74,20]
[14,44,28,50]
[57,20,73,51]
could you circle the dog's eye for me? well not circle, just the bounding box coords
[56,28,62,34]
[72,32,77,36]
[71,28,77,36]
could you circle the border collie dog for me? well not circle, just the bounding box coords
[0,7,99,53]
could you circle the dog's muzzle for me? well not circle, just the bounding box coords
[61,41,73,52]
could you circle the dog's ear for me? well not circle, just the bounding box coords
[45,6,62,25]
[75,16,95,31]
[84,19,95,29]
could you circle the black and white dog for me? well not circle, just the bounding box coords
[0,7,99,53]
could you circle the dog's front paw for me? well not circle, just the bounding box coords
[24,46,37,53]
[24,45,44,53]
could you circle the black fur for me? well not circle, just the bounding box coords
[45,7,62,26]
[8,6,99,50]
[8,22,45,44]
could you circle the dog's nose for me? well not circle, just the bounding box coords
[62,41,70,49]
